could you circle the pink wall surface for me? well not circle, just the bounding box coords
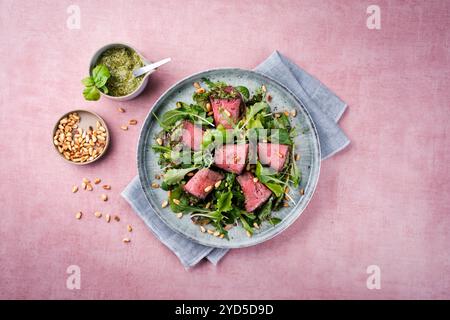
[1,0,449,299]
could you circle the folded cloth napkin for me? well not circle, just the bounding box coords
[121,51,350,268]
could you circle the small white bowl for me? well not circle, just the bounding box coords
[89,43,153,101]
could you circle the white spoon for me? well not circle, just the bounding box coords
[133,57,171,77]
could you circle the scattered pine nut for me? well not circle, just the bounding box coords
[283,202,290,207]
[102,185,111,190]
[246,231,252,238]
[129,119,138,125]
[172,199,181,205]
[204,185,213,193]
[205,202,211,209]
[114,215,120,222]
[120,125,128,131]
[200,226,206,233]
[214,180,222,188]
[86,183,93,191]
[213,231,220,237]
[82,178,90,184]
[196,88,205,94]
[94,211,102,218]
[291,109,297,117]
[207,111,214,116]
[261,85,267,93]
[253,222,260,229]
[207,229,214,235]
[219,234,225,239]
[151,182,160,189]
[224,109,231,117]
[156,138,163,146]
[278,152,284,158]
[161,200,169,208]
[284,111,290,117]
[101,194,108,201]
[94,178,101,184]
[187,172,194,177]
[176,213,183,219]
[81,182,87,190]
[193,82,201,89]
[122,238,131,243]
[75,211,82,220]
[206,103,212,112]
[105,214,111,223]
[300,188,305,195]
[127,225,133,232]
[253,177,259,183]
[117,107,126,113]
[72,186,78,193]
[295,154,300,161]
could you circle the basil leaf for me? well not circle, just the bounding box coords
[81,77,94,86]
[92,64,110,83]
[83,86,100,101]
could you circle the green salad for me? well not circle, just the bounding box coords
[152,79,302,239]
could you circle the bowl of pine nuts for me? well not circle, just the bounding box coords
[52,110,110,165]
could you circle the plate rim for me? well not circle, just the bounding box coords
[137,67,321,249]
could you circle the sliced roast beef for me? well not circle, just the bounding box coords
[210,87,242,129]
[257,143,289,172]
[214,144,248,174]
[180,120,204,151]
[236,172,272,212]
[183,168,224,199]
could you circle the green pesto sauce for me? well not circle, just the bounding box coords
[96,47,144,97]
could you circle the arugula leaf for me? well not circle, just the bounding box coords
[258,197,273,220]
[241,102,270,129]
[269,217,282,225]
[160,104,214,130]
[163,167,198,185]
[216,191,233,213]
[290,151,301,187]
[239,216,253,235]
[269,128,292,145]
[169,186,211,214]
[264,182,284,197]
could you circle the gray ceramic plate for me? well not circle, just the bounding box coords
[137,68,320,249]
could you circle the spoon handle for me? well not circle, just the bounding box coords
[133,58,171,77]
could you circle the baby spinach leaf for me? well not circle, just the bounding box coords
[235,86,250,100]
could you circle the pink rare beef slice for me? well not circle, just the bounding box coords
[183,168,224,200]
[236,172,272,212]
[257,143,290,172]
[181,120,204,151]
[214,144,249,174]
[210,87,242,129]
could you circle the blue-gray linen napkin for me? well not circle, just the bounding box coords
[121,51,350,268]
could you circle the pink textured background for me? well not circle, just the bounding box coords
[1,0,449,299]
